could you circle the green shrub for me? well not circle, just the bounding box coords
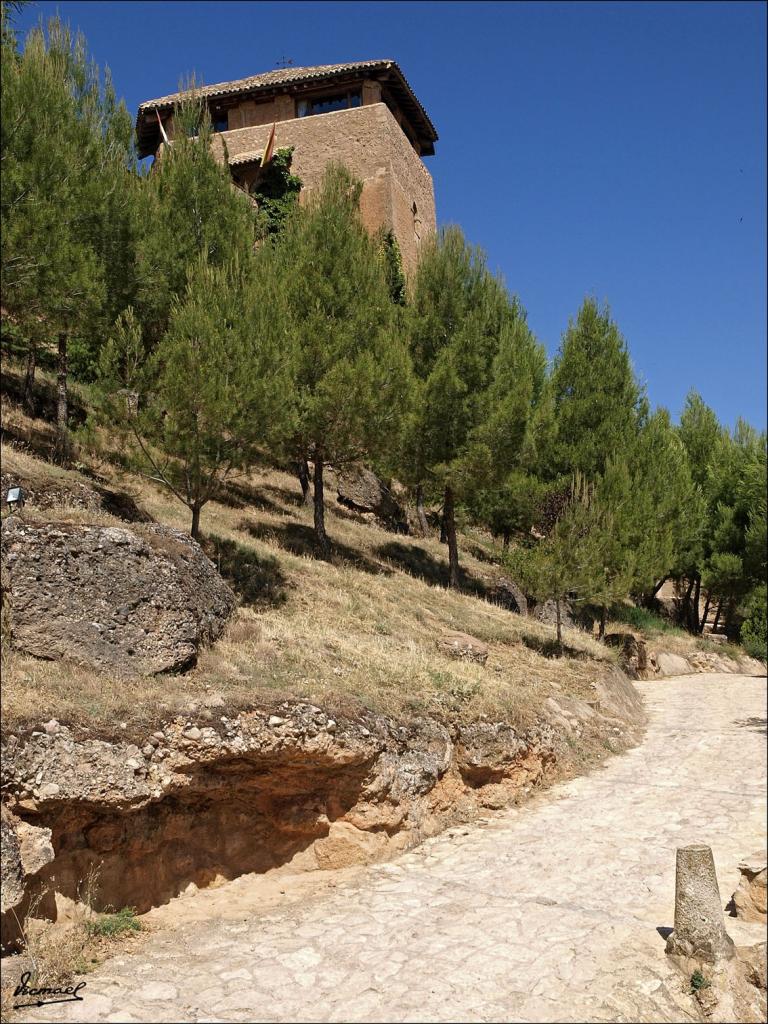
[690,969,710,993]
[86,906,141,938]
[610,604,686,636]
[740,585,767,661]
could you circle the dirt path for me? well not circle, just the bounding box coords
[16,673,767,1024]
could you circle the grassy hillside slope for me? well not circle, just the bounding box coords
[1,374,618,742]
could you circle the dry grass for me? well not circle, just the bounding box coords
[604,605,748,661]
[1,406,616,741]
[0,868,143,1022]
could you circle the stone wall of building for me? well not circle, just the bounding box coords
[226,93,293,130]
[224,78,384,132]
[211,102,436,274]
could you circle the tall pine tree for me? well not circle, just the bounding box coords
[406,227,537,586]
[97,252,293,539]
[549,298,645,480]
[271,164,413,558]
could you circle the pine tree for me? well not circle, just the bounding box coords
[678,390,722,490]
[678,395,766,637]
[549,298,645,480]
[271,164,413,557]
[1,16,134,452]
[97,253,294,539]
[1,18,116,458]
[740,584,767,660]
[406,227,536,586]
[702,421,767,635]
[507,474,604,649]
[628,408,701,602]
[589,457,637,637]
[468,317,549,548]
[676,391,723,629]
[133,94,256,349]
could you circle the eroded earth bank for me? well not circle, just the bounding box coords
[2,664,643,941]
[5,673,767,1024]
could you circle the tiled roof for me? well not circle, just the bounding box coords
[140,61,398,110]
[228,150,267,167]
[136,59,437,157]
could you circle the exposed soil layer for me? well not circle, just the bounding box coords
[2,665,644,946]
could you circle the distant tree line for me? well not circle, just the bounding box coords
[1,12,765,658]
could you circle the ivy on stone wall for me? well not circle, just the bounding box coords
[378,229,406,305]
[249,147,303,238]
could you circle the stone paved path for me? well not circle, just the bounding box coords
[16,674,767,1024]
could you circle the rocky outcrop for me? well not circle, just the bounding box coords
[532,599,573,630]
[1,805,26,918]
[0,666,644,927]
[644,648,765,679]
[652,651,693,677]
[1,805,54,951]
[487,577,528,616]
[685,650,766,676]
[0,519,236,675]
[436,630,489,665]
[605,632,649,678]
[730,853,767,923]
[673,943,767,1024]
[334,463,408,531]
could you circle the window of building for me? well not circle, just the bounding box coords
[413,201,422,242]
[296,90,362,118]
[212,111,229,133]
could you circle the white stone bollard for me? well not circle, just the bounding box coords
[666,844,735,962]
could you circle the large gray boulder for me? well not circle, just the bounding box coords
[335,463,407,531]
[1,519,235,674]
[532,598,574,630]
[605,632,649,678]
[653,651,693,677]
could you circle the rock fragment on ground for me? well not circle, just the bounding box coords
[436,630,489,664]
[730,852,767,923]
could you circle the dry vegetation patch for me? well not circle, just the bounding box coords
[1,420,616,741]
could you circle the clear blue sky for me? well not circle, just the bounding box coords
[16,1,767,429]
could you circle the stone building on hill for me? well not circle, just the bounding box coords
[136,59,438,273]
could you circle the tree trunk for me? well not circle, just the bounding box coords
[415,483,429,537]
[190,503,202,542]
[652,576,668,599]
[55,330,70,464]
[502,530,510,553]
[712,598,724,634]
[297,457,312,506]
[313,452,331,559]
[23,341,37,415]
[682,576,696,630]
[699,591,712,635]
[555,597,563,650]
[598,604,607,640]
[440,509,447,545]
[723,597,737,638]
[690,573,702,634]
[443,485,460,588]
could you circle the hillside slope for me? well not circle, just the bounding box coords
[1,406,623,741]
